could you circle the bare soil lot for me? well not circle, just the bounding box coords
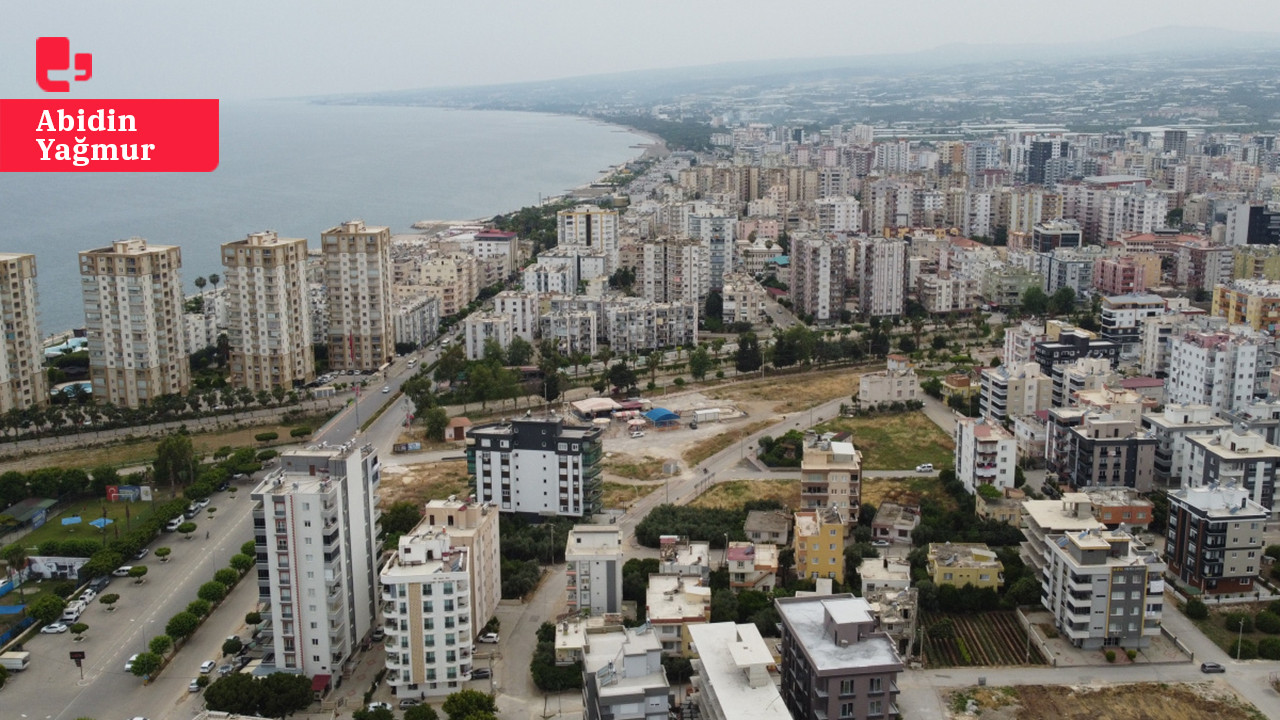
[705,368,865,414]
[689,479,801,510]
[378,460,472,507]
[947,682,1263,720]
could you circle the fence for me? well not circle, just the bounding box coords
[1166,580,1279,608]
[0,568,31,599]
[1013,606,1057,667]
[0,616,35,647]
[1160,625,1195,661]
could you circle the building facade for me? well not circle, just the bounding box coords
[790,233,848,323]
[466,417,604,518]
[322,220,393,371]
[222,231,314,391]
[566,525,624,616]
[0,253,46,412]
[1166,485,1268,595]
[954,418,1017,494]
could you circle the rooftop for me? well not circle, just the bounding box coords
[1022,496,1104,533]
[582,626,667,699]
[745,510,791,536]
[646,574,711,623]
[1171,484,1269,518]
[872,503,920,529]
[688,623,791,720]
[775,595,902,672]
[567,525,624,557]
[927,542,1002,569]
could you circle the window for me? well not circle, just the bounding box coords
[839,702,855,718]
[839,679,854,696]
[868,699,883,716]
[869,677,883,693]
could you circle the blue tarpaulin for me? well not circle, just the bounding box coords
[88,517,113,528]
[643,408,680,427]
[61,516,83,526]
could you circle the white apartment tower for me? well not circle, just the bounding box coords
[0,253,46,412]
[565,525,624,616]
[251,443,381,678]
[493,290,540,343]
[558,205,620,274]
[79,237,190,408]
[954,418,1018,494]
[466,417,605,518]
[222,231,314,391]
[1166,328,1275,414]
[420,498,502,638]
[790,234,848,324]
[322,220,393,372]
[853,236,906,317]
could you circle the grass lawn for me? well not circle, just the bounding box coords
[690,479,801,510]
[862,474,957,512]
[16,495,173,549]
[601,482,660,510]
[812,412,954,471]
[1188,603,1274,656]
[682,420,775,467]
[604,456,666,481]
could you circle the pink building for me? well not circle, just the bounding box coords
[1093,256,1148,295]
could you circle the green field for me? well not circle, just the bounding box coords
[14,496,173,549]
[812,412,954,471]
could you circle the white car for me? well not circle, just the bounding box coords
[41,622,68,634]
[368,702,393,711]
[381,385,391,393]
[200,660,216,674]
[915,463,934,473]
[189,679,202,692]
[477,632,499,644]
[630,431,645,438]
[112,566,134,577]
[125,653,140,672]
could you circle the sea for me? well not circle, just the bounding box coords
[0,101,647,337]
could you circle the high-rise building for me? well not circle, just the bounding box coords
[686,210,737,291]
[558,205,620,274]
[250,443,381,678]
[798,442,862,524]
[688,622,790,720]
[852,236,906,317]
[1030,220,1083,253]
[420,497,501,638]
[1040,528,1163,649]
[1165,326,1274,414]
[954,418,1017,494]
[1027,138,1069,185]
[565,525,624,616]
[322,220,392,372]
[466,417,604,518]
[79,237,189,408]
[1211,279,1280,332]
[790,233,848,323]
[1166,484,1268,595]
[0,253,46,412]
[794,507,846,583]
[222,231,313,391]
[1185,427,1280,512]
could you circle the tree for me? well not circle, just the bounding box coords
[207,273,220,291]
[506,336,534,367]
[1007,576,1042,606]
[204,672,265,714]
[129,565,148,583]
[1049,287,1076,316]
[69,622,89,640]
[645,351,663,384]
[230,553,255,573]
[405,705,440,720]
[246,611,263,626]
[178,521,197,539]
[154,433,197,490]
[443,689,498,720]
[27,593,66,624]
[2,543,26,600]
[1020,286,1049,317]
[259,671,315,718]
[154,547,171,563]
[704,290,723,321]
[198,581,228,603]
[608,361,637,392]
[688,346,712,381]
[194,276,207,292]
[710,589,738,623]
[735,332,763,373]
[424,406,450,442]
[382,501,424,536]
[129,651,162,678]
[166,611,199,640]
[150,634,173,656]
[355,709,395,720]
[98,593,120,612]
[223,636,244,656]
[187,598,212,617]
[215,568,239,586]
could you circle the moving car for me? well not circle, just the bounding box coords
[915,463,934,473]
[381,386,391,393]
[189,679,202,692]
[477,632,499,644]
[200,660,216,674]
[630,431,645,438]
[41,622,68,634]
[133,547,150,560]
[1200,662,1226,673]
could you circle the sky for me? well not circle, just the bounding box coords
[2,0,1279,100]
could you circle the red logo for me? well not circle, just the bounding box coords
[36,37,93,92]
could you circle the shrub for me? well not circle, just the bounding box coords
[290,426,311,438]
[1257,611,1280,634]
[1105,650,1116,663]
[1125,648,1137,660]
[1234,638,1259,660]
[1225,612,1254,634]
[254,432,278,443]
[1184,598,1208,620]
[1259,637,1280,660]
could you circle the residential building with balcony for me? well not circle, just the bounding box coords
[222,231,313,391]
[687,622,790,720]
[1020,494,1105,584]
[583,625,669,720]
[790,233,849,323]
[420,497,500,639]
[322,220,393,371]
[799,442,862,525]
[725,542,779,593]
[794,507,847,584]
[493,290,540,343]
[745,510,792,546]
[1099,293,1165,353]
[1083,488,1154,530]
[379,520,475,697]
[250,443,381,679]
[1142,404,1232,489]
[0,253,45,412]
[659,536,713,585]
[393,294,441,350]
[1212,279,1280,333]
[1052,357,1120,408]
[1165,326,1275,414]
[852,235,906,317]
[466,417,604,518]
[858,355,919,407]
[566,525,624,616]
[1185,427,1280,513]
[558,204,620,274]
[776,594,903,720]
[979,362,1053,423]
[646,574,711,656]
[954,418,1017,494]
[1045,408,1156,492]
[1093,258,1150,297]
[1040,528,1164,650]
[927,543,1004,590]
[1034,329,1120,384]
[720,272,768,326]
[1166,484,1268,595]
[540,309,597,358]
[463,312,513,361]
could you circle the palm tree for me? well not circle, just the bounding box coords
[207,273,220,292]
[646,352,662,384]
[194,276,207,294]
[3,544,27,600]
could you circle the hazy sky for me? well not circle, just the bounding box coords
[3,0,1278,100]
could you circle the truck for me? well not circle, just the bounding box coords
[0,650,31,671]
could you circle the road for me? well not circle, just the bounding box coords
[4,481,259,720]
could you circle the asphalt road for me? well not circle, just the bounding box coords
[4,484,258,720]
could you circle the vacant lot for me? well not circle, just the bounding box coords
[689,479,801,510]
[921,611,1045,667]
[813,412,954,471]
[862,474,956,512]
[682,419,775,467]
[601,482,660,510]
[378,460,473,507]
[1188,602,1274,656]
[706,368,868,413]
[604,455,667,481]
[947,683,1264,720]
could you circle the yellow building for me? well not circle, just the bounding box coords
[793,507,845,584]
[927,542,1004,590]
[1212,280,1280,332]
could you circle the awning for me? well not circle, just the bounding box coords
[311,674,331,692]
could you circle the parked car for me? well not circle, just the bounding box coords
[164,517,183,532]
[477,632,499,644]
[200,660,216,674]
[871,540,891,548]
[471,668,492,680]
[41,622,68,634]
[381,386,391,393]
[630,431,645,438]
[1201,662,1226,673]
[915,463,934,473]
[218,664,233,676]
[88,575,111,593]
[399,699,420,708]
[195,498,210,509]
[189,679,202,692]
[133,547,150,560]
[372,627,385,641]
[125,654,139,672]
[111,566,134,577]
[368,702,392,711]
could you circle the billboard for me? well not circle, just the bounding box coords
[27,555,90,580]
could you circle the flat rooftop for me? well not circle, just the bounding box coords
[646,574,710,622]
[582,627,667,698]
[776,596,901,672]
[688,623,790,720]
[1023,496,1104,533]
[1171,485,1269,518]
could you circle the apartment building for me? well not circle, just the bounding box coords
[379,520,477,697]
[744,510,792,546]
[322,220,393,372]
[566,525,624,616]
[1083,488,1154,530]
[1166,484,1268,595]
[1165,326,1275,414]
[465,417,603,518]
[858,355,920,407]
[790,233,848,323]
[601,297,698,355]
[558,204,620,274]
[523,258,578,295]
[870,503,921,545]
[1185,427,1280,513]
[79,237,190,408]
[0,253,46,412]
[725,541,779,593]
[719,272,768,326]
[659,537,713,585]
[975,487,1026,526]
[583,625,669,720]
[1040,528,1164,650]
[1175,242,1232,291]
[221,231,313,391]
[686,207,737,290]
[918,271,979,314]
[1099,293,1165,352]
[979,362,1053,423]
[633,237,709,306]
[954,418,1017,494]
[1030,220,1083,252]
[1033,328,1120,379]
[418,498,501,638]
[539,310,597,358]
[688,622,790,720]
[1036,245,1109,297]
[794,507,847,583]
[1020,494,1106,586]
[250,443,381,678]
[776,595,903,720]
[1142,404,1232,488]
[393,295,441,350]
[981,267,1042,309]
[1092,258,1150,296]
[463,312,513,361]
[493,290,540,343]
[1046,408,1156,492]
[927,543,1004,590]
[852,236,906,317]
[799,442,863,524]
[815,196,862,233]
[646,574,711,655]
[1212,279,1280,332]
